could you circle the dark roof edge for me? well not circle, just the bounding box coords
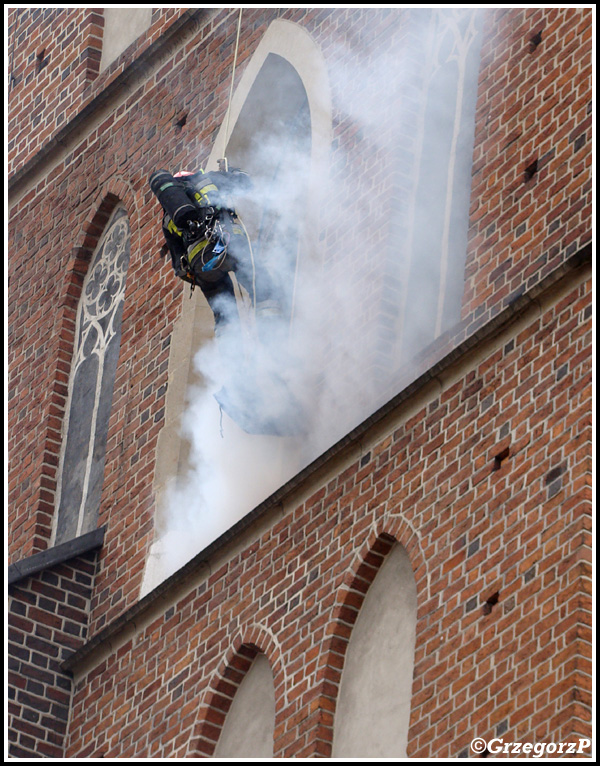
[61,242,592,674]
[8,527,106,586]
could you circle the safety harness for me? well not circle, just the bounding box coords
[166,199,231,293]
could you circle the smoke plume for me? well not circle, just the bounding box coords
[143,9,483,591]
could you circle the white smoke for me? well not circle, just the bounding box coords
[142,9,483,590]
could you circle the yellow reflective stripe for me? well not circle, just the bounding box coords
[167,219,182,236]
[188,240,210,263]
[194,183,219,206]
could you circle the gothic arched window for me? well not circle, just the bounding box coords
[53,206,131,544]
[401,8,483,354]
[224,52,312,321]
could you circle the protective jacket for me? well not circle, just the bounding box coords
[149,169,302,436]
[149,168,253,290]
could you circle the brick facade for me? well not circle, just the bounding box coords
[463,7,592,327]
[7,534,102,758]
[7,7,191,178]
[7,6,592,759]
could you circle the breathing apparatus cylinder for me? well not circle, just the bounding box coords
[149,170,199,231]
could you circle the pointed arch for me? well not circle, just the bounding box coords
[207,18,333,320]
[148,19,333,592]
[191,623,286,757]
[48,181,136,546]
[34,179,137,551]
[213,653,276,757]
[313,527,424,756]
[399,8,484,355]
[210,18,332,197]
[223,52,312,319]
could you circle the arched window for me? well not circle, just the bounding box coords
[401,8,483,354]
[332,544,418,757]
[52,206,130,545]
[146,21,332,596]
[224,52,312,320]
[213,653,276,757]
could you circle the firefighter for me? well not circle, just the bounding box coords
[149,165,279,336]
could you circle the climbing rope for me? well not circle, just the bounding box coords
[220,9,258,319]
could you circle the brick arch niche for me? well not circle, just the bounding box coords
[192,638,282,757]
[318,534,418,758]
[213,652,276,757]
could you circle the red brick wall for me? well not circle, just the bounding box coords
[464,7,592,328]
[7,7,103,174]
[7,7,191,178]
[8,5,429,618]
[62,263,591,757]
[7,5,592,758]
[8,551,99,758]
